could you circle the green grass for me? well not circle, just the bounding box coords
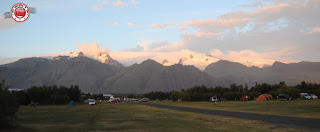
[152,99,320,119]
[9,102,311,132]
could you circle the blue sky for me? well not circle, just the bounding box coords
[1,0,319,68]
[0,0,256,57]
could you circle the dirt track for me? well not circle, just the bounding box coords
[128,102,320,130]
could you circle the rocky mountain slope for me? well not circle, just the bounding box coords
[0,57,225,93]
[0,56,122,93]
[101,59,226,93]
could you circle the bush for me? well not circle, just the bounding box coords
[0,81,19,128]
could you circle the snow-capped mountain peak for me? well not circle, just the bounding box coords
[69,52,84,57]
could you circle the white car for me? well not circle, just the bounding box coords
[88,99,96,105]
[310,94,318,99]
[300,93,312,100]
[210,96,218,102]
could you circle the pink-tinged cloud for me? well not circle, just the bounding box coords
[178,26,188,30]
[113,0,125,6]
[101,1,109,5]
[92,5,102,11]
[107,22,120,27]
[210,48,299,68]
[182,18,251,32]
[307,27,320,34]
[96,0,137,9]
[77,40,108,57]
[150,24,167,28]
[127,22,135,26]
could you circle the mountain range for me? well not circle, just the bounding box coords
[204,60,320,86]
[0,53,226,93]
[0,52,319,94]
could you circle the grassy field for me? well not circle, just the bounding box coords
[152,99,320,119]
[8,102,312,132]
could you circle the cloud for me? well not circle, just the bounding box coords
[307,27,320,34]
[107,22,120,27]
[0,57,20,65]
[0,14,19,30]
[122,45,144,52]
[178,26,188,30]
[183,32,223,38]
[117,0,320,68]
[150,24,168,28]
[3,0,319,70]
[92,5,102,10]
[77,40,108,56]
[127,22,135,26]
[210,48,299,67]
[113,0,125,6]
[237,1,265,9]
[146,0,319,58]
[108,47,300,69]
[102,1,109,5]
[109,49,221,70]
[97,0,137,9]
[182,18,251,32]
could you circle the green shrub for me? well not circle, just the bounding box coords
[0,81,19,128]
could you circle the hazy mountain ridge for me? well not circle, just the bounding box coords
[1,56,319,94]
[0,57,226,93]
[0,56,122,93]
[101,59,226,93]
[204,60,320,86]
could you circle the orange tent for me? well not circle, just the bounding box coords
[256,94,273,101]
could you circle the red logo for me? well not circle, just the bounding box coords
[11,3,30,22]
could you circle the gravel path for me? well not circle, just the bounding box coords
[128,102,320,130]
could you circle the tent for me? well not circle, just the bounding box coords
[257,94,273,101]
[68,101,76,106]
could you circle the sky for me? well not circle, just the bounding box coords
[0,0,320,69]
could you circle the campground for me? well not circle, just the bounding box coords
[9,100,320,132]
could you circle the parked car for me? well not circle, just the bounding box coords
[109,98,120,103]
[129,98,139,101]
[139,98,150,102]
[88,99,96,105]
[210,96,218,102]
[300,93,312,100]
[278,94,292,101]
[123,98,129,101]
[310,94,318,99]
[219,98,227,102]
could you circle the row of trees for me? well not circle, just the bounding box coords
[1,80,82,128]
[11,85,81,105]
[144,82,320,101]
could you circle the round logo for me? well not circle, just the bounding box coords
[11,3,30,22]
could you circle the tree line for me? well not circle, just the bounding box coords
[144,81,320,101]
[10,85,81,105]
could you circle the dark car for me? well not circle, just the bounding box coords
[279,94,292,101]
[219,98,227,102]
